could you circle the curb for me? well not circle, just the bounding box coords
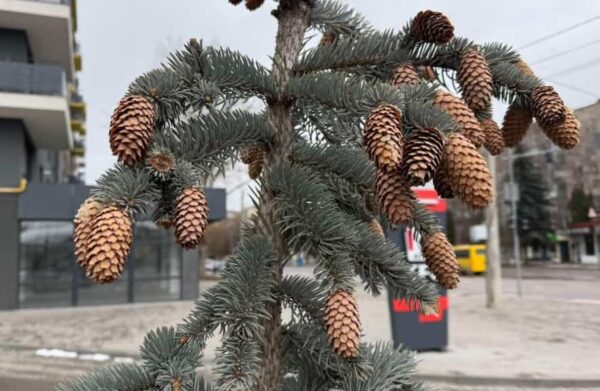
[418,374,600,388]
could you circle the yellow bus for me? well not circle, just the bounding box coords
[453,244,487,274]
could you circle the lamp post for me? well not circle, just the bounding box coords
[504,146,558,297]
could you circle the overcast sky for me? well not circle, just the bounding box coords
[78,0,600,211]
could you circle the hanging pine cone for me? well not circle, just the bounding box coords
[531,86,566,127]
[457,49,493,111]
[84,206,132,283]
[363,104,404,170]
[245,0,264,10]
[434,91,485,148]
[543,108,581,150]
[502,104,533,147]
[418,65,436,81]
[390,65,420,87]
[175,188,209,249]
[433,166,454,199]
[443,133,493,209]
[401,128,444,186]
[369,219,385,237]
[109,95,155,165]
[229,0,243,4]
[240,145,265,179]
[421,232,460,289]
[411,10,454,44]
[325,290,361,359]
[74,198,104,266]
[516,58,535,77]
[319,31,336,47]
[375,169,415,225]
[481,119,505,156]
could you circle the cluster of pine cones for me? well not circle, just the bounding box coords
[73,95,209,283]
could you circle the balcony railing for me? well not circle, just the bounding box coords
[0,62,66,97]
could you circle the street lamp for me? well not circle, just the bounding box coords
[503,146,558,297]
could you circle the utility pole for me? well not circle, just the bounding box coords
[485,153,502,308]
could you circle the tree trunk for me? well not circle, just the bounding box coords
[485,154,502,308]
[254,2,311,390]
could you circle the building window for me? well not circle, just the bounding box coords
[19,220,183,308]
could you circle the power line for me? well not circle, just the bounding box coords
[518,14,600,50]
[530,39,600,65]
[547,79,598,98]
[544,55,600,78]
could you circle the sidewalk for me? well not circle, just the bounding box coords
[0,265,599,389]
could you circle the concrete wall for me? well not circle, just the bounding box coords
[0,195,19,309]
[0,119,27,187]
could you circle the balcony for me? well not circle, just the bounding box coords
[0,0,74,79]
[0,61,71,149]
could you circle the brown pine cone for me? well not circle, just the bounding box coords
[543,108,581,150]
[411,10,454,44]
[109,95,155,165]
[363,104,404,170]
[319,31,336,47]
[325,290,361,359]
[433,166,454,199]
[516,58,535,77]
[434,91,485,148]
[245,0,264,10]
[375,169,415,225]
[418,65,436,81]
[531,86,566,127]
[481,119,505,156]
[369,219,385,237]
[443,133,493,209]
[74,198,105,266]
[240,145,265,179]
[458,49,493,111]
[421,232,460,289]
[175,188,209,249]
[84,206,132,283]
[390,65,420,87]
[229,0,243,4]
[402,128,444,186]
[502,104,533,147]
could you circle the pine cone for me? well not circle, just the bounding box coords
[418,65,436,81]
[240,145,265,179]
[375,169,415,225]
[516,58,535,77]
[543,108,581,150]
[245,0,264,10]
[319,31,336,47]
[109,95,155,165]
[502,104,532,147]
[402,128,444,186]
[84,206,132,283]
[434,91,485,148]
[458,49,493,111]
[369,219,384,237]
[531,86,566,127]
[421,232,460,289]
[443,133,493,209]
[229,0,243,4]
[325,290,361,359]
[390,65,420,87]
[175,188,209,249]
[74,198,104,266]
[433,166,454,199]
[363,104,404,170]
[481,119,505,156]
[411,10,454,44]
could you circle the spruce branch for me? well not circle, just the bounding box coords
[215,336,262,390]
[263,162,359,258]
[92,164,160,218]
[56,363,155,391]
[309,0,371,36]
[280,275,326,324]
[295,30,404,75]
